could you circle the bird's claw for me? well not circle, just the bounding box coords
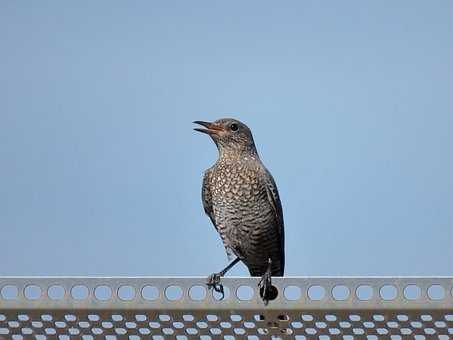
[258,258,278,306]
[207,273,225,299]
[258,270,272,306]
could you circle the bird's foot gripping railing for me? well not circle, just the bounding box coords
[1,277,453,339]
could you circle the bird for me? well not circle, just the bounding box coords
[193,118,284,305]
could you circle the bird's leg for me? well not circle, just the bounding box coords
[206,257,240,299]
[258,258,275,306]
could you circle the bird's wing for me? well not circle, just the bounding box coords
[262,167,285,274]
[202,169,217,230]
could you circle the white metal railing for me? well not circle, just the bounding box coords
[1,277,453,338]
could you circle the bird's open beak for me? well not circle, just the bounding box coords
[193,121,224,135]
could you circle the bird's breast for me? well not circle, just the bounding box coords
[208,163,273,227]
[211,165,264,201]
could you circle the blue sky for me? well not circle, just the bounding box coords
[1,1,452,277]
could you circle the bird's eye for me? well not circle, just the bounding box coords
[230,123,239,131]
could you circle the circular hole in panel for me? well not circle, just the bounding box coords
[1,285,18,300]
[65,315,76,322]
[332,285,350,300]
[71,285,89,300]
[236,286,254,301]
[212,286,230,301]
[234,328,246,335]
[79,321,90,328]
[149,322,160,329]
[88,314,100,322]
[173,321,184,329]
[404,325,418,333]
[397,315,409,322]
[48,285,65,300]
[349,315,360,322]
[22,328,32,335]
[206,314,218,322]
[18,315,29,321]
[291,321,302,329]
[403,285,421,300]
[102,322,112,329]
[158,314,170,322]
[373,315,384,322]
[24,285,42,300]
[427,285,445,300]
[315,321,327,329]
[125,321,137,329]
[306,328,317,335]
[244,322,255,328]
[183,314,194,322]
[189,286,206,301]
[284,285,301,301]
[94,285,112,301]
[135,315,146,322]
[254,314,265,321]
[45,328,56,335]
[356,285,373,300]
[112,315,123,322]
[387,321,399,328]
[329,328,340,335]
[55,321,67,328]
[425,328,435,335]
[353,328,365,335]
[302,314,313,322]
[401,328,412,335]
[259,285,278,302]
[220,321,232,328]
[165,286,183,301]
[421,315,432,322]
[186,328,198,335]
[278,314,288,321]
[41,315,52,322]
[141,286,159,300]
[139,328,150,335]
[92,327,103,335]
[380,285,397,300]
[308,285,325,301]
[118,286,136,301]
[115,328,126,335]
[325,315,337,322]
[210,328,221,335]
[230,314,242,322]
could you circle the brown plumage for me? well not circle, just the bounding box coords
[194,118,284,303]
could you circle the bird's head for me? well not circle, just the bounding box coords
[193,118,257,157]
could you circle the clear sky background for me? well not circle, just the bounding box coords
[1,1,452,277]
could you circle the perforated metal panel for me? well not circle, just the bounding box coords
[1,277,453,339]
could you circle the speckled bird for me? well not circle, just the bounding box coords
[194,118,284,304]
